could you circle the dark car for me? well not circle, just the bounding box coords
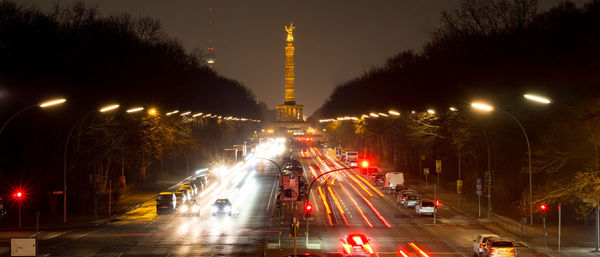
[211,198,232,216]
[156,192,176,214]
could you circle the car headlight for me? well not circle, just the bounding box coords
[180,205,189,212]
[224,206,231,212]
[211,206,218,213]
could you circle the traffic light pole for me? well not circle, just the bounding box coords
[305,167,356,243]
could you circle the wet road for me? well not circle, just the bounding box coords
[10,141,544,257]
[33,140,286,257]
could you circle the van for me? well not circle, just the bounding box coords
[385,172,405,191]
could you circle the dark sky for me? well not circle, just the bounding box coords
[25,0,588,114]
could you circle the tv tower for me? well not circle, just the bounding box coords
[206,6,216,69]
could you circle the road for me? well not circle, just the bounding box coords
[8,140,286,257]
[292,146,544,257]
[1,140,544,257]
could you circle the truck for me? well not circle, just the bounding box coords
[384,172,405,191]
[232,144,247,157]
[223,148,238,163]
[344,151,358,162]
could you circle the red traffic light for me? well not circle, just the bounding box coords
[13,191,24,199]
[304,203,313,214]
[435,200,441,207]
[361,161,369,168]
[539,203,547,211]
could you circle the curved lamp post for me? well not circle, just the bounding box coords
[471,94,550,226]
[64,104,119,223]
[0,98,66,135]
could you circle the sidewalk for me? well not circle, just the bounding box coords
[404,175,600,257]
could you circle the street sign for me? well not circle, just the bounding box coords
[435,160,442,173]
[476,189,483,196]
[423,168,430,175]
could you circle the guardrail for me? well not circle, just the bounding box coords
[491,212,527,238]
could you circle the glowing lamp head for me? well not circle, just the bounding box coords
[539,203,547,211]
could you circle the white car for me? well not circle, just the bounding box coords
[415,201,436,216]
[473,234,500,257]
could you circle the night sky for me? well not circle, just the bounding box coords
[25,0,588,114]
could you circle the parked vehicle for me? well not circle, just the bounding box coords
[385,172,404,192]
[403,194,420,208]
[473,234,500,257]
[415,200,436,216]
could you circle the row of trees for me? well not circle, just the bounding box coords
[0,1,261,217]
[316,0,600,223]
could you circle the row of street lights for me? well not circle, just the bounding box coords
[318,93,552,225]
[0,97,260,224]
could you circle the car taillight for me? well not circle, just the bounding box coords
[510,248,515,253]
[489,249,495,253]
[363,244,374,254]
[342,243,352,254]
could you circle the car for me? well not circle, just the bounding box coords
[155,192,176,214]
[179,199,201,216]
[174,190,187,206]
[482,238,516,257]
[341,234,374,257]
[184,183,198,196]
[415,200,436,216]
[398,190,417,203]
[403,194,420,208]
[473,234,500,257]
[211,198,232,216]
[179,185,195,198]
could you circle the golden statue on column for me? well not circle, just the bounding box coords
[285,22,295,43]
[276,22,303,123]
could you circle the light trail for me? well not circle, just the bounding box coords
[199,183,219,197]
[309,166,318,179]
[340,183,373,228]
[348,182,392,228]
[352,171,384,197]
[346,173,373,196]
[398,249,409,257]
[318,186,334,226]
[327,186,349,226]
[409,242,430,257]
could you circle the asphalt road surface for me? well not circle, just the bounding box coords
[5,140,544,257]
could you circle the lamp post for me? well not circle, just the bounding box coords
[471,97,550,226]
[64,104,119,223]
[0,98,66,135]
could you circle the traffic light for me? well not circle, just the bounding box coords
[13,191,24,200]
[434,200,441,207]
[539,203,548,217]
[361,160,369,168]
[304,203,313,218]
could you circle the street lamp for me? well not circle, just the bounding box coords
[64,104,120,223]
[388,110,400,116]
[471,101,534,225]
[126,107,144,113]
[524,94,551,104]
[0,98,67,135]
